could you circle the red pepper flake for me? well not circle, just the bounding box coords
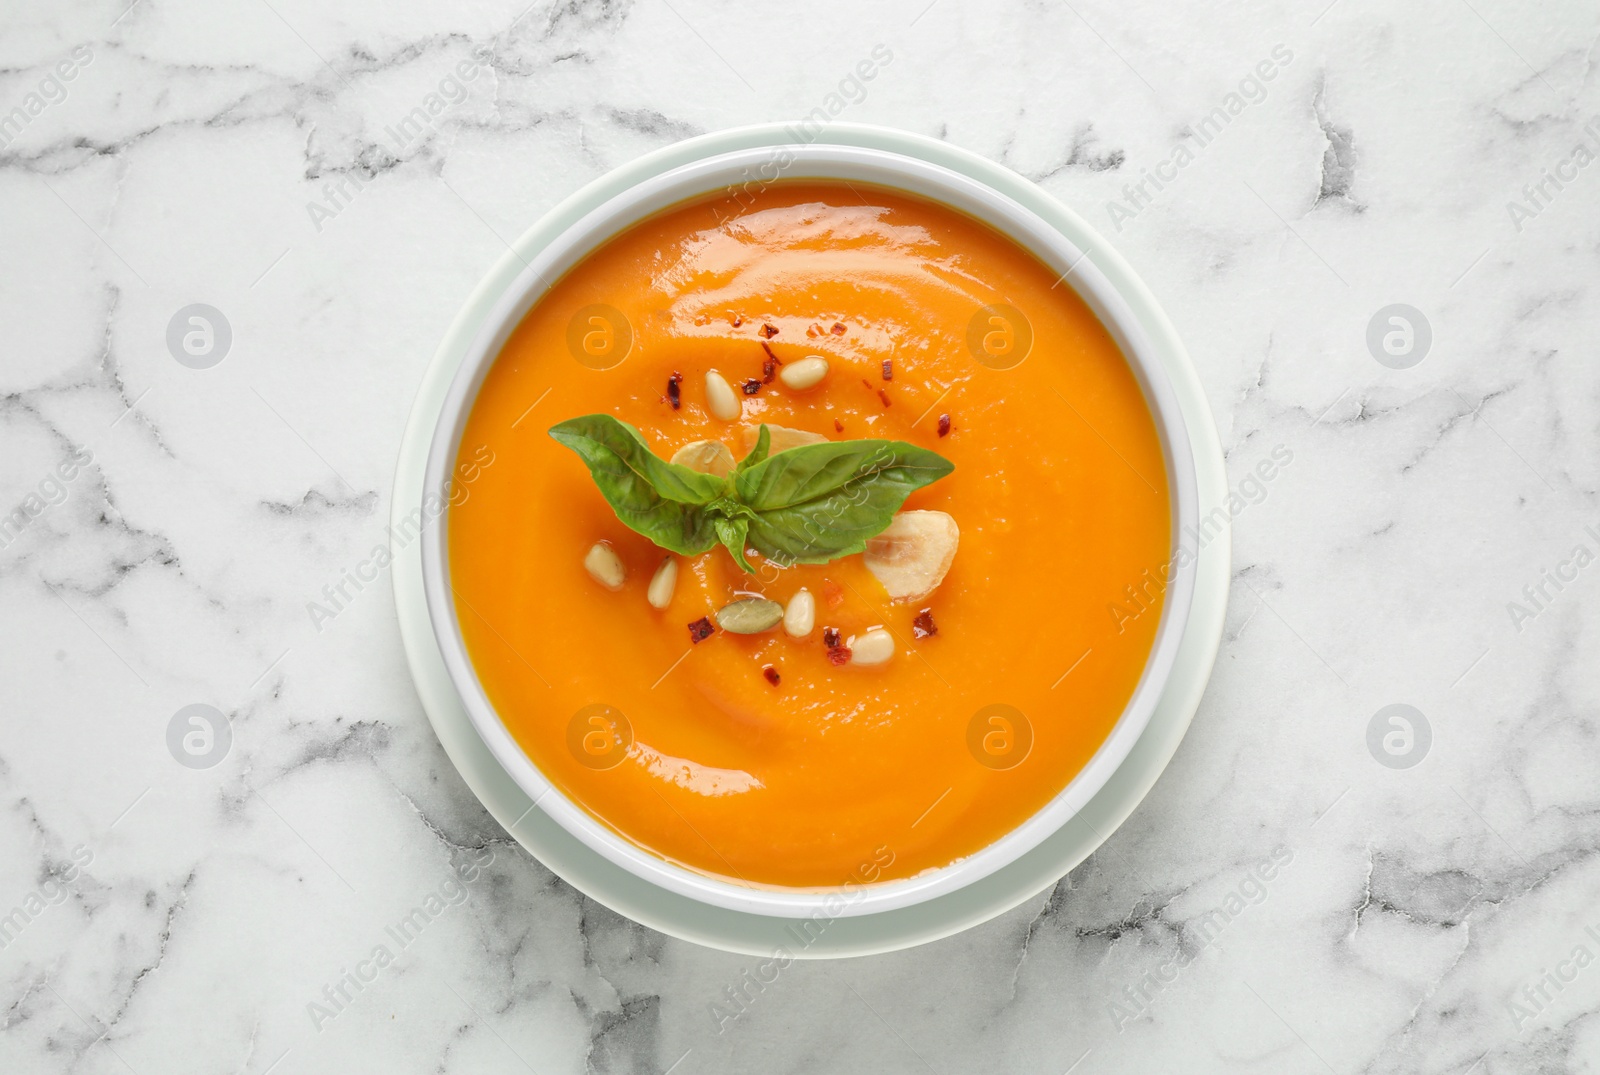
[826,645,852,666]
[732,315,743,327]
[763,665,780,686]
[667,372,682,410]
[830,322,847,335]
[877,388,891,407]
[822,581,845,609]
[881,359,893,381]
[760,341,781,383]
[759,323,779,338]
[687,617,714,643]
[822,626,841,648]
[742,378,762,395]
[912,609,938,639]
[937,413,952,437]
[833,418,844,433]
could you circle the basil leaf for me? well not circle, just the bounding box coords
[549,415,724,555]
[735,440,955,564]
[713,515,754,572]
[735,424,772,475]
[551,415,727,503]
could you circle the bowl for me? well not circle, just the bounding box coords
[419,143,1198,920]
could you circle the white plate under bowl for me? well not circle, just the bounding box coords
[394,122,1228,956]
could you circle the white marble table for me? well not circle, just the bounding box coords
[3,0,1597,1071]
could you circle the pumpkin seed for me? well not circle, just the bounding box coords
[715,597,784,634]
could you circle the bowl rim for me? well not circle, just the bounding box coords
[419,143,1198,918]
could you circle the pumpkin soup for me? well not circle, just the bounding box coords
[449,182,1170,888]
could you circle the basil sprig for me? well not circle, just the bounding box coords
[549,415,953,572]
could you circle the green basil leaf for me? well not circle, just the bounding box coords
[735,440,955,564]
[735,424,772,475]
[713,515,754,573]
[549,414,724,555]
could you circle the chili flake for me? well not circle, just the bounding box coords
[877,388,891,407]
[881,359,893,381]
[937,413,952,437]
[742,379,762,395]
[830,322,847,335]
[763,665,780,686]
[826,644,852,666]
[823,626,841,648]
[834,418,844,433]
[687,617,715,643]
[912,609,938,639]
[667,372,682,410]
[759,323,779,338]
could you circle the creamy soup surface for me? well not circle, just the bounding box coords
[450,182,1170,887]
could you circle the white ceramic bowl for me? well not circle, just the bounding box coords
[420,144,1198,920]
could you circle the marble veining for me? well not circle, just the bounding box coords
[3,0,1600,1071]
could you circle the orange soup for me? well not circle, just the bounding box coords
[450,182,1169,888]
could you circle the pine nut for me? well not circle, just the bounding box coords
[584,541,626,591]
[670,439,734,476]
[848,627,895,666]
[779,356,829,390]
[647,556,678,609]
[705,370,741,421]
[783,588,815,638]
[715,597,784,634]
